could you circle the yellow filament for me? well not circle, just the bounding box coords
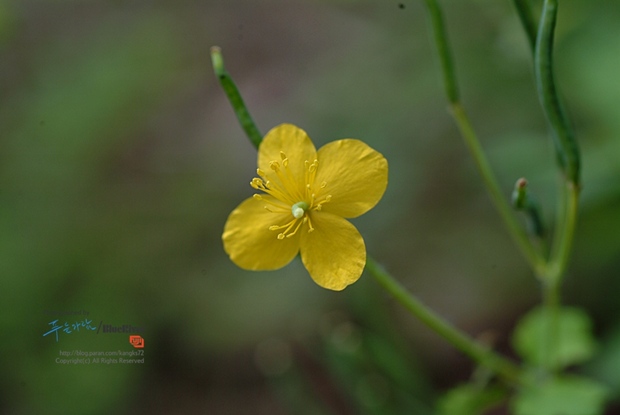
[253,194,289,213]
[268,217,300,239]
[286,219,304,238]
[313,194,332,211]
[306,215,315,232]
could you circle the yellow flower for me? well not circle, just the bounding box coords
[222,124,388,291]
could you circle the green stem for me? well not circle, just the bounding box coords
[532,0,581,374]
[422,0,458,104]
[422,0,546,275]
[535,0,582,281]
[451,104,547,275]
[540,185,579,374]
[210,46,263,148]
[547,182,580,284]
[512,0,538,52]
[366,257,522,385]
[535,0,580,186]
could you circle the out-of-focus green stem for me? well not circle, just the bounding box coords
[422,0,547,274]
[210,46,263,149]
[533,0,581,284]
[532,0,581,373]
[539,187,577,373]
[535,0,580,187]
[513,0,583,285]
[422,0,458,104]
[512,0,538,52]
[540,183,578,373]
[366,257,523,385]
[451,104,547,275]
[547,183,580,284]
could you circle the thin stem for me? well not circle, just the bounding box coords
[422,0,458,104]
[451,104,547,276]
[535,0,580,186]
[366,257,523,385]
[421,0,546,275]
[535,0,581,281]
[210,46,263,149]
[547,183,580,283]
[532,0,581,374]
[511,0,538,52]
[540,184,579,374]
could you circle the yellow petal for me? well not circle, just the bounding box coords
[299,212,366,291]
[314,139,388,218]
[223,196,301,270]
[258,124,317,201]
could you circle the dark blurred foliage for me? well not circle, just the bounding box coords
[1,0,619,414]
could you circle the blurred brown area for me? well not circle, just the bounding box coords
[1,0,619,414]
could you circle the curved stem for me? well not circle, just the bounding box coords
[512,0,538,52]
[536,0,582,281]
[535,0,580,186]
[421,0,546,275]
[528,0,581,373]
[366,257,523,385]
[451,104,548,276]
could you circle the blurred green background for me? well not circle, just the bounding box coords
[1,0,619,414]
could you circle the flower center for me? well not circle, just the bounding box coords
[291,201,309,219]
[250,151,332,239]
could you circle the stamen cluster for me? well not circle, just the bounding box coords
[250,151,331,239]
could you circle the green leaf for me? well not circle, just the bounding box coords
[436,384,506,415]
[512,307,596,369]
[512,376,609,415]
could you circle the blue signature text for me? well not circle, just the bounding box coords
[43,319,97,342]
